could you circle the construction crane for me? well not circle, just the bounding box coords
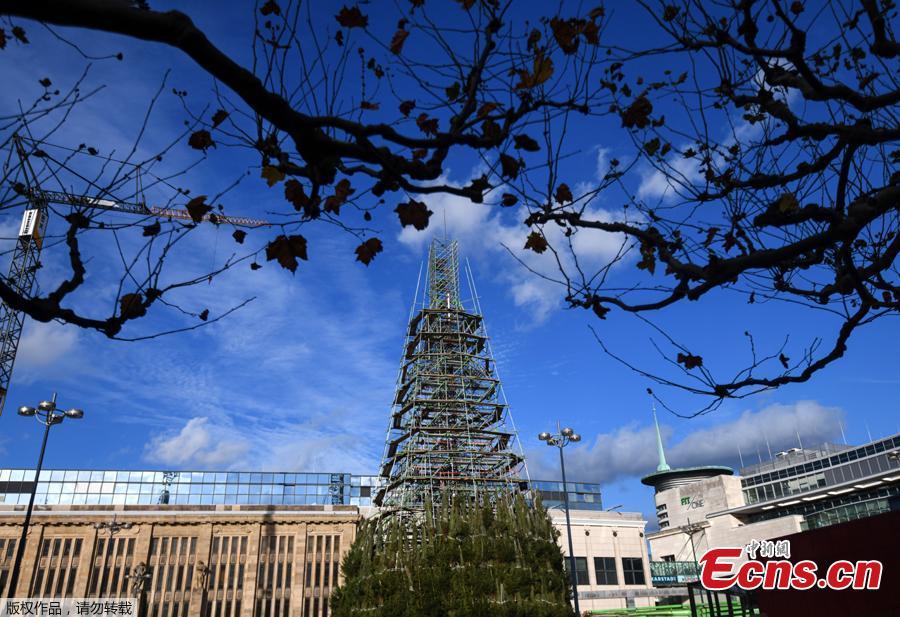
[0,136,269,415]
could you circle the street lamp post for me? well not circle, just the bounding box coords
[7,393,84,597]
[539,424,582,616]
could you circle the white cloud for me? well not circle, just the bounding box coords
[527,400,844,484]
[143,406,384,472]
[397,183,493,249]
[526,421,661,484]
[670,401,843,466]
[145,417,250,467]
[595,147,611,180]
[637,155,702,201]
[15,320,80,372]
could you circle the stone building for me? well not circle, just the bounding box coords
[0,504,359,617]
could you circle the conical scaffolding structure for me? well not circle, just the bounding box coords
[375,238,525,514]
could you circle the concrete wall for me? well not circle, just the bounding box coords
[706,514,805,555]
[655,475,745,529]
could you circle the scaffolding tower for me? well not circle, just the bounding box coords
[375,238,525,514]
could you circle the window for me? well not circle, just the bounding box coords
[593,557,617,585]
[564,557,589,586]
[206,535,248,617]
[34,537,82,598]
[256,535,293,617]
[621,557,645,585]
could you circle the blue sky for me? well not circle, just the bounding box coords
[0,1,897,522]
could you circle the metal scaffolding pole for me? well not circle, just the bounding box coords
[376,238,524,515]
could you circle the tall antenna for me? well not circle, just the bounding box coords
[737,443,745,468]
[651,399,671,472]
[839,420,848,445]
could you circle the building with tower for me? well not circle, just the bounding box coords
[642,404,900,586]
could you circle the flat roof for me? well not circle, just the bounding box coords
[641,465,733,487]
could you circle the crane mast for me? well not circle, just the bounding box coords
[0,202,48,415]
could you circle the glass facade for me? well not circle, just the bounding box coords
[0,470,604,511]
[0,470,368,507]
[803,493,895,530]
[740,434,900,505]
[529,480,603,511]
[745,484,900,528]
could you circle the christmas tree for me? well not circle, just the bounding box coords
[331,493,574,617]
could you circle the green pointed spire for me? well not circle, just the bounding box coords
[652,402,671,472]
